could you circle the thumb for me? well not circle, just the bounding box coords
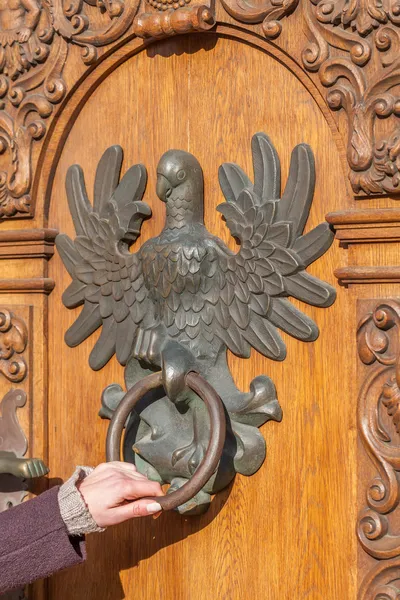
[111,499,163,522]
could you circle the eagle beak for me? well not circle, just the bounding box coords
[156,173,172,203]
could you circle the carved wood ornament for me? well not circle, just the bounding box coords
[302,1,400,195]
[1,0,400,216]
[220,0,400,196]
[0,308,27,382]
[0,0,139,218]
[0,306,48,600]
[357,300,400,598]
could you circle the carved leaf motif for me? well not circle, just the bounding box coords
[381,376,400,435]
[356,300,400,597]
[303,0,400,196]
[358,559,400,599]
[0,0,140,218]
[357,303,399,367]
[0,309,28,383]
[220,0,299,38]
[314,0,391,37]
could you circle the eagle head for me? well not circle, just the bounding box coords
[156,149,204,228]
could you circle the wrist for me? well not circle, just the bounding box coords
[58,466,105,536]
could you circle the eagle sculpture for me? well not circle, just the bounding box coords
[56,133,335,514]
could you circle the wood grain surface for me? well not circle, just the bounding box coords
[43,34,357,600]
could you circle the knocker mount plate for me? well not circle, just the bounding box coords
[56,132,336,515]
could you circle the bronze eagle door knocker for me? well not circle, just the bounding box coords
[56,132,336,515]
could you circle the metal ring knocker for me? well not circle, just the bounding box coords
[106,371,226,511]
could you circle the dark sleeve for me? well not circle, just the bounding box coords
[0,486,86,594]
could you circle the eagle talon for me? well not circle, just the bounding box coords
[132,323,167,367]
[161,340,197,404]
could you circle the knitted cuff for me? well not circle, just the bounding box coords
[58,466,105,536]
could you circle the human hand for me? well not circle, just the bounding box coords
[18,27,32,43]
[77,462,164,526]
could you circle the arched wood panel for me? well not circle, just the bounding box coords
[45,33,353,600]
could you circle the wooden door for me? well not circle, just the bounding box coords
[1,1,400,599]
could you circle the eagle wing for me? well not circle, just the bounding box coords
[56,145,151,370]
[212,132,336,361]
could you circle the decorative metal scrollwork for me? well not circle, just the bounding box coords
[57,132,336,514]
[0,388,49,513]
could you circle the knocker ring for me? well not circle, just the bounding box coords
[106,371,226,511]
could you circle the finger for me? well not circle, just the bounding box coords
[89,463,107,474]
[111,499,163,522]
[122,479,164,500]
[108,465,149,481]
[102,461,138,473]
[92,463,147,481]
[97,462,150,482]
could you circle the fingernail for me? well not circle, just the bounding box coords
[146,502,162,514]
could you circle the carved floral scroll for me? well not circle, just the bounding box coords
[302,1,400,196]
[0,0,140,218]
[0,305,46,600]
[220,0,400,196]
[0,308,27,382]
[2,0,400,212]
[203,0,400,196]
[357,300,400,598]
[219,0,299,39]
